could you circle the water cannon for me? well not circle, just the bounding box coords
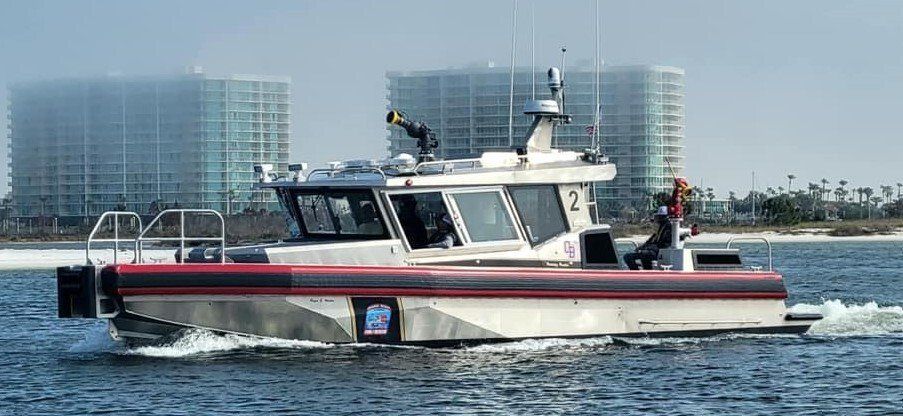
[386,110,438,162]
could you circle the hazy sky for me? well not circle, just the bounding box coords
[2,0,901,197]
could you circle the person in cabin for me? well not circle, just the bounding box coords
[356,203,384,235]
[426,213,457,249]
[397,195,428,248]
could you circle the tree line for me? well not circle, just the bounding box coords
[686,175,903,225]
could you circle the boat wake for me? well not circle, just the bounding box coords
[124,330,334,358]
[464,336,615,353]
[67,299,902,358]
[790,299,903,336]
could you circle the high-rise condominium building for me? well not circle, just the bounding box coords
[385,65,684,216]
[7,70,290,220]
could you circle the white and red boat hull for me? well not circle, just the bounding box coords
[55,263,819,346]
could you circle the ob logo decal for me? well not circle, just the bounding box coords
[563,241,577,259]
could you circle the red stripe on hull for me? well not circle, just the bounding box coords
[108,263,782,282]
[118,286,787,299]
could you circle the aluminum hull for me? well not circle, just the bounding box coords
[80,264,819,345]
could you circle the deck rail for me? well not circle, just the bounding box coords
[726,236,773,271]
[86,211,143,265]
[85,209,226,265]
[138,209,226,264]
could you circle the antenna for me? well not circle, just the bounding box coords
[507,0,519,148]
[531,0,535,99]
[591,0,600,153]
[559,46,567,114]
[664,156,678,180]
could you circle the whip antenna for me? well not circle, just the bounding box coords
[664,156,678,180]
[507,0,519,148]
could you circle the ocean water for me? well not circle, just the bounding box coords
[1,241,901,415]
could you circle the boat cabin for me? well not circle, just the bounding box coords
[250,149,621,269]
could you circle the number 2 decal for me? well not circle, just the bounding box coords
[568,190,580,211]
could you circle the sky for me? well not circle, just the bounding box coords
[1,0,901,197]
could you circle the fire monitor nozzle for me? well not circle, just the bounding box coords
[386,110,438,162]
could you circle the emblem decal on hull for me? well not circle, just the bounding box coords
[363,303,392,336]
[564,241,577,259]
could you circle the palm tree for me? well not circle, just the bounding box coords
[705,189,715,219]
[863,187,874,219]
[837,179,849,206]
[820,178,829,202]
[692,186,704,216]
[881,185,894,203]
[806,183,820,212]
[777,186,785,194]
[897,182,903,201]
[227,189,236,215]
[787,174,796,194]
[766,187,776,197]
[728,191,737,223]
[870,196,883,218]
[834,187,844,203]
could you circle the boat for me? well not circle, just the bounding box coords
[56,68,821,346]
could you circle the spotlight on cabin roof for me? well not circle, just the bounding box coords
[288,163,308,182]
[253,163,274,183]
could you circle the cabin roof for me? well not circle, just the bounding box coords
[260,153,616,190]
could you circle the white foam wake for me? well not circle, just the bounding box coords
[465,336,614,353]
[125,329,333,358]
[790,299,903,336]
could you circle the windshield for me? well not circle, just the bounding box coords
[294,189,386,238]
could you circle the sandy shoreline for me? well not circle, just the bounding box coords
[0,249,176,270]
[623,231,903,244]
[1,231,901,270]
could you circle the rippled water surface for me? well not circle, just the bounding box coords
[1,241,902,415]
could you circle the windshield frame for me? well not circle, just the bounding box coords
[288,188,390,240]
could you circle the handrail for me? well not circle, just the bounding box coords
[726,236,773,271]
[86,211,143,265]
[614,238,639,250]
[306,167,387,181]
[137,209,226,264]
[415,158,483,173]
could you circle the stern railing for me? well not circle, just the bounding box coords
[726,236,773,271]
[85,209,226,265]
[138,209,226,264]
[86,211,143,265]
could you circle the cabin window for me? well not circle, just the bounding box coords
[449,191,518,243]
[389,192,460,249]
[508,185,568,245]
[294,190,386,237]
[297,194,335,234]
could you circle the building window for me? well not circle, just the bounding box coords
[508,185,567,244]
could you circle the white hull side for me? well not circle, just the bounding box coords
[116,295,809,344]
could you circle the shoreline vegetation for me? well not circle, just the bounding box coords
[611,218,903,239]
[1,214,901,244]
[0,212,290,244]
